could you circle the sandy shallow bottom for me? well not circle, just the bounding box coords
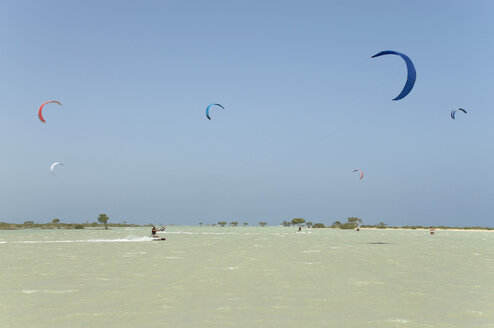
[1,227,493,328]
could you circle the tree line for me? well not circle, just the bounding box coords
[2,215,493,230]
[0,214,113,230]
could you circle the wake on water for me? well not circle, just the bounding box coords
[1,236,155,244]
[0,230,310,244]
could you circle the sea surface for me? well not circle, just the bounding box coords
[1,227,493,328]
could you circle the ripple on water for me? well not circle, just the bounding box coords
[386,318,409,324]
[208,266,240,270]
[43,289,79,294]
[466,310,485,316]
[297,262,323,265]
[302,249,321,253]
[72,312,105,317]
[352,280,385,286]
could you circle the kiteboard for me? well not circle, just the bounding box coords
[152,237,166,241]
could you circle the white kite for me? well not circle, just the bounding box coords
[50,162,64,175]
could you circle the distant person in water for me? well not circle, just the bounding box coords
[151,226,157,237]
[298,226,302,232]
[430,227,435,235]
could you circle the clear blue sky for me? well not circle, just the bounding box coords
[0,0,493,226]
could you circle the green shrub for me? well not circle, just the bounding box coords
[291,218,305,225]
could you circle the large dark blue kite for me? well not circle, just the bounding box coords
[372,50,416,101]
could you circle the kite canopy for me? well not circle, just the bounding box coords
[451,108,467,119]
[372,50,416,101]
[206,103,224,120]
[50,162,64,175]
[38,101,62,123]
[353,169,363,180]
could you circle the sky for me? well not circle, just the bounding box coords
[0,0,493,226]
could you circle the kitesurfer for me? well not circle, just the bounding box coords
[151,226,158,238]
[298,226,302,232]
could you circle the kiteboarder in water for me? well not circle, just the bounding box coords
[151,226,157,238]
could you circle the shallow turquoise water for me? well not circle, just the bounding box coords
[1,227,493,327]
